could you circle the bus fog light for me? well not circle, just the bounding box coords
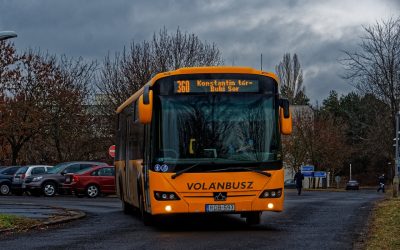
[165,205,172,212]
[267,203,274,209]
[259,189,282,198]
[154,191,181,201]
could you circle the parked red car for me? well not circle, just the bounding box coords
[63,166,115,198]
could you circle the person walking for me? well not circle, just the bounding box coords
[377,174,385,193]
[294,170,304,195]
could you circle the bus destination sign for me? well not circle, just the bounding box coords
[174,79,259,93]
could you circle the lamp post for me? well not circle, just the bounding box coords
[0,31,17,41]
[349,163,352,181]
[394,112,400,197]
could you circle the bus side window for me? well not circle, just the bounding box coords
[134,99,139,122]
[128,100,144,160]
[116,113,126,161]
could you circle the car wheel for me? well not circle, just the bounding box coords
[86,184,99,198]
[43,182,57,197]
[0,183,10,195]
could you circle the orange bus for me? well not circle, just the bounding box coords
[115,66,292,225]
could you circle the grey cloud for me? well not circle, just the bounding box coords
[0,0,398,102]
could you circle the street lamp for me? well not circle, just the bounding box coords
[393,112,400,197]
[349,163,352,181]
[0,31,17,41]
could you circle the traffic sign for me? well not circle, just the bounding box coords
[302,171,314,177]
[314,171,327,178]
[108,145,116,158]
[301,165,314,172]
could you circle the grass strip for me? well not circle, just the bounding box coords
[0,214,39,231]
[366,195,400,250]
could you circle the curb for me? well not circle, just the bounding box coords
[0,203,86,234]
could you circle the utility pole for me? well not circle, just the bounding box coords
[260,53,263,71]
[349,163,352,180]
[393,112,400,197]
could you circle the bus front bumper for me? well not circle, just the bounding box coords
[150,195,284,215]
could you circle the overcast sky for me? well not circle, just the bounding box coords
[1,0,399,103]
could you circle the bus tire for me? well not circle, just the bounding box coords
[120,181,133,214]
[139,194,153,226]
[246,212,261,225]
[122,200,133,214]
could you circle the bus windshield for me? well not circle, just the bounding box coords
[154,94,280,169]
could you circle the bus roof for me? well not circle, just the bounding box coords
[116,66,278,114]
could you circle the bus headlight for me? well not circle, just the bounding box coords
[259,189,282,198]
[154,191,180,201]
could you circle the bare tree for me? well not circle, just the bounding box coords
[0,43,100,164]
[0,41,20,164]
[96,28,223,142]
[282,109,313,173]
[43,56,97,162]
[0,49,56,164]
[275,53,309,105]
[97,28,223,112]
[0,41,20,92]
[341,17,400,130]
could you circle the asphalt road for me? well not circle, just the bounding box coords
[0,190,382,250]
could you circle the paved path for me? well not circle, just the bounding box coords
[0,190,383,249]
[0,202,66,219]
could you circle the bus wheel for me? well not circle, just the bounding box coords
[246,212,261,225]
[139,195,153,226]
[122,200,134,214]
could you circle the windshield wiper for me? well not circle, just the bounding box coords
[171,163,201,179]
[208,167,271,177]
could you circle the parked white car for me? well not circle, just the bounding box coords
[12,165,53,195]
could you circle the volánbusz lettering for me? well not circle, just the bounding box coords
[186,181,254,190]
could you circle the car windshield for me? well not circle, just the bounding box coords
[47,162,71,174]
[154,94,279,169]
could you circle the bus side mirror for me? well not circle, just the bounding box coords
[138,85,153,124]
[279,99,292,135]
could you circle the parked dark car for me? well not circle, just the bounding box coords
[63,166,115,198]
[0,166,21,195]
[284,179,296,189]
[24,161,108,197]
[345,180,359,190]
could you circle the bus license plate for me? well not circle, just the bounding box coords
[205,204,235,212]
